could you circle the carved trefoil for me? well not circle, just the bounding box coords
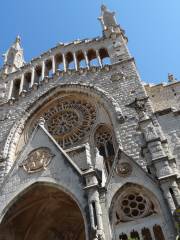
[19,147,54,173]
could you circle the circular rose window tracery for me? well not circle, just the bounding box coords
[115,188,157,223]
[40,97,96,149]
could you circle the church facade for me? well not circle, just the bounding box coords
[0,5,179,240]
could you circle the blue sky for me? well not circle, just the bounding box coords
[0,0,180,84]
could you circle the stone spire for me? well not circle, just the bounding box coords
[1,35,25,77]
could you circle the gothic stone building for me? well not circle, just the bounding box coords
[0,5,179,240]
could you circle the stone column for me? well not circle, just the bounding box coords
[8,80,14,99]
[171,182,180,207]
[19,73,24,94]
[41,61,45,80]
[149,227,156,240]
[73,52,78,71]
[95,198,104,233]
[52,55,56,74]
[84,51,90,69]
[83,168,105,240]
[30,67,35,87]
[96,50,102,67]
[62,54,67,72]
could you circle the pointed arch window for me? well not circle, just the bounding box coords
[95,124,115,173]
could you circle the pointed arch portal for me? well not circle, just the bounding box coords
[0,184,86,240]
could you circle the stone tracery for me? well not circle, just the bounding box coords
[40,96,96,149]
[117,190,155,222]
[95,124,115,173]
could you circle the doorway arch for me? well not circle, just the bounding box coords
[0,183,86,240]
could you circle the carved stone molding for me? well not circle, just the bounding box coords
[19,147,54,173]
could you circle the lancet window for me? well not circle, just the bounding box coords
[95,124,115,173]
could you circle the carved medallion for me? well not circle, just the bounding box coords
[20,147,54,173]
[116,162,132,177]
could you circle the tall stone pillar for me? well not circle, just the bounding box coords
[83,169,105,240]
[84,51,90,69]
[41,61,45,80]
[52,55,56,74]
[96,50,102,67]
[19,73,24,94]
[30,67,35,87]
[62,54,67,72]
[73,52,78,71]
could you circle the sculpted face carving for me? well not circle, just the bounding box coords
[20,147,54,173]
[41,97,96,149]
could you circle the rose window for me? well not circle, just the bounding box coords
[116,190,156,223]
[41,98,96,148]
[48,110,79,135]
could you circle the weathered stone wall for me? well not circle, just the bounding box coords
[145,81,180,112]
[0,55,150,175]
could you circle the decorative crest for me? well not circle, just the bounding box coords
[116,162,132,177]
[19,147,54,173]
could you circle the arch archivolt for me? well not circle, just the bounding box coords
[0,181,88,240]
[0,180,86,223]
[3,83,123,175]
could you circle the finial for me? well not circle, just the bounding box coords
[168,73,177,83]
[98,4,118,32]
[15,35,21,43]
[101,4,107,12]
[38,117,46,126]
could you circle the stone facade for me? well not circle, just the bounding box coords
[0,5,179,240]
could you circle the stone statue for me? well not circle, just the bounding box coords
[98,5,117,30]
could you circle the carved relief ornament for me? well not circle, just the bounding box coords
[116,162,132,177]
[19,147,54,173]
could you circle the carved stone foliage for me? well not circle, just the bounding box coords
[115,187,157,224]
[41,97,96,149]
[116,162,132,177]
[20,147,54,173]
